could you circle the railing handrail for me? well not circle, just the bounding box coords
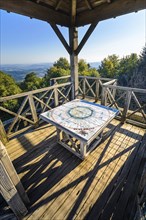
[79,76,116,81]
[102,79,117,86]
[0,82,72,102]
[50,75,116,82]
[50,75,71,81]
[103,84,146,93]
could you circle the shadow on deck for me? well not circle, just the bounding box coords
[1,120,146,220]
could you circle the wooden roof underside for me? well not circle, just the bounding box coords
[0,0,146,27]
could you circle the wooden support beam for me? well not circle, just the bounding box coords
[0,0,69,27]
[0,141,29,218]
[71,0,77,26]
[84,0,92,10]
[77,0,146,26]
[0,120,8,145]
[28,94,38,124]
[75,22,98,55]
[50,23,71,54]
[69,27,78,99]
[55,0,63,10]
[0,141,29,204]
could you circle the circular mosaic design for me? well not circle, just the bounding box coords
[68,106,93,119]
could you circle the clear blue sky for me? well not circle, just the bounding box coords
[0,9,146,65]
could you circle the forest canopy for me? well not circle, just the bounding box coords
[0,46,146,99]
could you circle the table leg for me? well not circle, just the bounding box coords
[80,142,87,159]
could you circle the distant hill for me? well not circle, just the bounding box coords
[0,63,53,82]
[0,62,100,82]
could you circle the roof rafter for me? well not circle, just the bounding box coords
[0,0,69,27]
[55,0,63,11]
[77,0,146,26]
[84,0,93,10]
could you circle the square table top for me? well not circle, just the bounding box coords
[40,99,119,143]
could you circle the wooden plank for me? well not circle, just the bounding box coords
[77,0,146,26]
[55,0,63,10]
[0,120,8,145]
[0,142,29,204]
[0,162,28,218]
[2,119,145,220]
[33,95,52,110]
[84,0,92,10]
[7,96,29,135]
[0,106,35,125]
[106,88,122,115]
[35,139,106,220]
[103,84,146,93]
[85,78,96,97]
[26,122,119,219]
[41,122,120,219]
[7,126,56,162]
[103,79,117,86]
[131,91,146,121]
[0,82,72,102]
[112,138,146,220]
[75,124,140,220]
[25,153,80,219]
[121,90,132,123]
[124,143,146,220]
[89,127,143,220]
[28,94,38,124]
[95,79,100,101]
[57,88,69,102]
[0,0,69,26]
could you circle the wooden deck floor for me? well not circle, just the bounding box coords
[1,119,146,220]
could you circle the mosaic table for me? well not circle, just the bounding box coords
[40,99,119,159]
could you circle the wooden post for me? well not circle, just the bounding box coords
[0,119,8,145]
[0,141,29,218]
[101,86,107,106]
[54,86,59,107]
[28,94,38,125]
[112,79,117,99]
[121,90,132,123]
[83,77,86,99]
[69,27,78,99]
[95,79,99,102]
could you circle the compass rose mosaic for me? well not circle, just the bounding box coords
[40,99,119,141]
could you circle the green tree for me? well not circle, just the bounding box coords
[0,71,21,110]
[20,72,42,91]
[54,57,70,70]
[118,53,138,86]
[43,58,70,87]
[78,59,89,73]
[98,55,119,78]
[130,47,146,88]
[78,59,100,77]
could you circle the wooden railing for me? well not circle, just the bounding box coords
[78,76,117,101]
[1,74,145,143]
[50,75,71,86]
[0,82,72,141]
[101,85,146,128]
[50,75,117,101]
